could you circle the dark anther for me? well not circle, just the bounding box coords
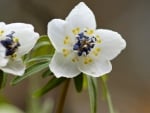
[0,31,20,56]
[73,31,96,56]
[6,31,15,38]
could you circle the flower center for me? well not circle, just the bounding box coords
[73,30,96,56]
[0,31,20,57]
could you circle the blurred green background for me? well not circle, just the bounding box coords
[0,0,150,113]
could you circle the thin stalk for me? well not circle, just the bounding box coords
[55,79,70,113]
[27,76,40,113]
[101,77,115,113]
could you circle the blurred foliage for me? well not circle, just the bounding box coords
[0,103,24,113]
[33,77,67,98]
[0,71,4,89]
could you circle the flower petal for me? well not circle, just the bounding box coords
[49,52,81,78]
[78,56,112,77]
[0,23,39,56]
[1,58,25,76]
[0,22,6,28]
[96,29,126,60]
[0,44,8,67]
[14,29,39,56]
[66,2,96,30]
[0,57,8,67]
[48,19,72,52]
[0,43,6,58]
[5,23,34,31]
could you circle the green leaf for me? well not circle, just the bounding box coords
[0,71,7,89]
[31,35,54,57]
[87,76,98,113]
[73,73,83,92]
[34,41,50,50]
[23,35,53,62]
[42,69,52,78]
[0,71,4,89]
[26,55,51,64]
[11,61,49,86]
[34,35,51,49]
[33,77,66,98]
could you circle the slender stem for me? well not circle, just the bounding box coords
[101,77,115,113]
[27,76,40,113]
[55,79,70,113]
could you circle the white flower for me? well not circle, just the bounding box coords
[47,2,126,78]
[0,22,39,75]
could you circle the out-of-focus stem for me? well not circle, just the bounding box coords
[101,77,115,113]
[55,79,70,113]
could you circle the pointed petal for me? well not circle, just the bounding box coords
[79,56,112,77]
[66,2,96,30]
[95,29,126,60]
[15,29,39,56]
[49,52,80,78]
[1,58,25,76]
[47,19,72,52]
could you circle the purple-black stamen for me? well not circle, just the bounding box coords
[73,30,96,56]
[0,31,20,56]
[6,31,15,38]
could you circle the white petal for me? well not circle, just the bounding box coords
[0,57,8,67]
[47,19,72,52]
[79,56,112,77]
[49,52,81,78]
[0,44,8,67]
[66,2,96,30]
[1,58,25,76]
[1,23,39,56]
[15,29,39,56]
[96,29,126,60]
[5,23,34,31]
[0,43,6,57]
[0,22,6,28]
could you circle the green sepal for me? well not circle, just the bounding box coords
[73,73,83,92]
[11,61,49,86]
[87,76,98,113]
[33,77,67,98]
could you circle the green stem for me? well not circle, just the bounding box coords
[55,79,70,113]
[27,76,40,113]
[101,77,115,113]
